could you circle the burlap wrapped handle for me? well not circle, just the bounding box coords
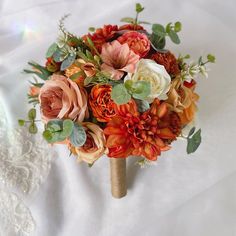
[110,158,127,198]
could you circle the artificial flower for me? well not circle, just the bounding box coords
[117,31,150,57]
[104,99,176,161]
[89,84,116,122]
[150,51,180,76]
[100,40,139,80]
[39,74,89,122]
[74,122,107,164]
[125,59,171,102]
[83,25,118,52]
[29,86,40,96]
[166,78,199,111]
[119,24,144,31]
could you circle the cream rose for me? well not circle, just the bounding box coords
[39,74,89,122]
[127,59,171,103]
[75,122,107,164]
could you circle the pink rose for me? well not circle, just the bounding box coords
[117,31,150,58]
[39,75,89,122]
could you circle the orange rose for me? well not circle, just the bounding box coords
[117,31,150,58]
[89,84,116,122]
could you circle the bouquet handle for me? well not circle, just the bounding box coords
[110,158,127,198]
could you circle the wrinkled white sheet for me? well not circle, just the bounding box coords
[0,0,236,235]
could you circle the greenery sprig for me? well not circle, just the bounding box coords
[18,108,39,134]
[186,127,202,154]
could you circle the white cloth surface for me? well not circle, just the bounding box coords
[0,0,236,235]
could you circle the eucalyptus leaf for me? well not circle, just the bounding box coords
[61,119,74,137]
[111,84,131,105]
[69,123,87,147]
[60,54,76,71]
[132,81,151,100]
[187,129,202,154]
[174,21,182,32]
[46,43,58,58]
[18,119,25,126]
[29,123,38,134]
[53,50,64,62]
[152,24,166,37]
[43,130,53,141]
[168,29,180,44]
[150,33,166,50]
[47,119,63,132]
[120,17,135,24]
[28,108,36,121]
[188,127,196,138]
[136,3,144,13]
[135,99,150,112]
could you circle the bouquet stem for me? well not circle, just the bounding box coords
[110,158,127,198]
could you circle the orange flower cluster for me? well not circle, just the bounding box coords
[84,25,118,52]
[104,99,180,161]
[150,51,180,76]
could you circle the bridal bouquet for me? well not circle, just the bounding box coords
[19,3,215,198]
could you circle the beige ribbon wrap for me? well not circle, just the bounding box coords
[110,158,127,198]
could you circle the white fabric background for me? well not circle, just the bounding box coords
[1,0,236,235]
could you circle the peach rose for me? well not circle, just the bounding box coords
[117,31,150,58]
[39,74,89,122]
[89,84,116,122]
[75,122,107,164]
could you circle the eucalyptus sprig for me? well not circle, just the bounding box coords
[111,80,151,105]
[150,21,182,51]
[18,108,39,134]
[43,119,87,147]
[121,3,150,26]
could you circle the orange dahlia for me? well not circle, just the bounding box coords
[89,84,116,122]
[83,25,118,53]
[150,51,180,76]
[104,99,177,161]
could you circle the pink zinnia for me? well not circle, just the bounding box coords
[100,40,140,80]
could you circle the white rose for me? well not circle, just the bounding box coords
[127,59,171,103]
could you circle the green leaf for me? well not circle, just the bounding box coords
[111,84,131,105]
[135,99,150,112]
[187,129,202,154]
[138,21,151,25]
[46,43,58,58]
[174,21,182,32]
[132,81,151,100]
[136,3,144,13]
[69,123,87,147]
[165,23,172,33]
[61,119,74,137]
[207,54,216,63]
[28,108,36,121]
[18,119,25,126]
[84,76,93,86]
[88,27,95,32]
[85,50,94,61]
[24,61,51,80]
[150,33,166,50]
[53,50,64,62]
[168,29,180,44]
[29,123,38,134]
[188,127,196,138]
[70,71,84,81]
[47,119,63,132]
[120,17,135,24]
[152,24,166,37]
[43,130,53,141]
[124,80,133,90]
[60,54,76,71]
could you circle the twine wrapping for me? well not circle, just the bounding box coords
[110,158,127,198]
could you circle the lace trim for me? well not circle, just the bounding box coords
[0,100,54,235]
[0,189,35,236]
